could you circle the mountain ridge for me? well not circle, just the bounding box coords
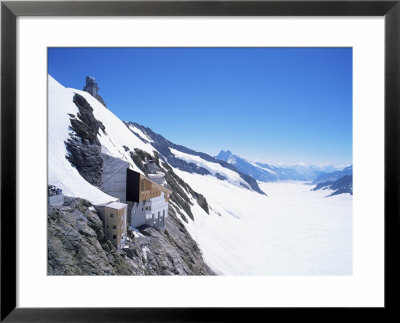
[125,122,265,195]
[215,149,346,183]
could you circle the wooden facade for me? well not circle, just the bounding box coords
[126,169,172,203]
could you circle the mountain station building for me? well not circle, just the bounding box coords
[97,149,172,236]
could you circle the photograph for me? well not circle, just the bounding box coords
[47,47,353,276]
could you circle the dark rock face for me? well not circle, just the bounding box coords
[312,175,353,196]
[129,150,146,173]
[48,197,214,275]
[71,94,103,142]
[124,121,265,195]
[215,173,227,181]
[238,173,265,195]
[65,94,104,187]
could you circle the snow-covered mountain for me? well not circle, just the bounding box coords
[311,166,353,196]
[215,150,277,182]
[312,165,353,184]
[48,75,352,275]
[215,150,342,182]
[312,175,353,196]
[280,164,338,180]
[125,124,265,195]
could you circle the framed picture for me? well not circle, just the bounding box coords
[1,0,399,321]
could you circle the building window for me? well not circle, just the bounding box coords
[163,210,165,217]
[107,225,109,228]
[152,213,154,220]
[113,235,116,239]
[110,213,114,218]
[113,225,116,230]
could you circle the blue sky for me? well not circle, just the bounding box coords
[48,47,352,166]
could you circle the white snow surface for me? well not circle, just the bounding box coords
[174,170,352,275]
[170,148,250,189]
[48,75,154,204]
[248,160,277,175]
[127,124,154,143]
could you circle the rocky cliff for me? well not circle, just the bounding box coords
[48,197,214,275]
[65,93,105,187]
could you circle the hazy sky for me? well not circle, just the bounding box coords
[48,47,352,166]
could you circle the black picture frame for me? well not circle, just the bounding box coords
[1,0,399,321]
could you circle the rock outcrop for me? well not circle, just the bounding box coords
[65,93,105,187]
[48,197,214,275]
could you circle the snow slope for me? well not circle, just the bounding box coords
[48,75,154,204]
[170,148,249,188]
[126,123,154,143]
[48,76,115,204]
[175,172,352,275]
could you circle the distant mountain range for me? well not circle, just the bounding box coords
[215,150,344,182]
[310,166,353,196]
[312,166,353,184]
[215,150,277,182]
[215,150,353,196]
